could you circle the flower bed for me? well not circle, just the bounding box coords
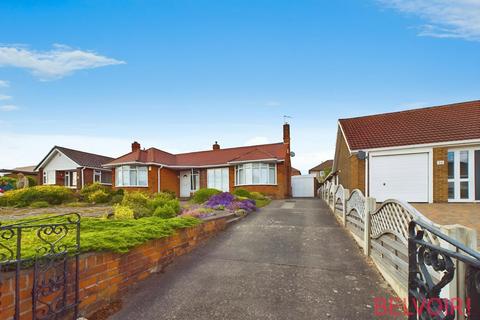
[180,188,270,219]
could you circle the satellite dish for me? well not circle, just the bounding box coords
[290,151,296,157]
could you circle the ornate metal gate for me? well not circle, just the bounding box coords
[0,213,80,320]
[408,219,480,319]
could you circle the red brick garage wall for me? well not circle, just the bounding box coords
[0,218,227,320]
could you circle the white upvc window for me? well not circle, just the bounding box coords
[448,149,475,201]
[207,168,229,192]
[94,170,102,183]
[235,163,276,186]
[115,165,148,187]
[43,170,56,185]
[191,169,200,191]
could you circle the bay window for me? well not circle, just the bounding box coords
[115,165,148,187]
[235,163,276,185]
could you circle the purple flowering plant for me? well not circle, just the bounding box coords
[205,192,235,208]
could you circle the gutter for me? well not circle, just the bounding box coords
[81,167,85,189]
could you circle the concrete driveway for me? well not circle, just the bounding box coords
[111,199,400,320]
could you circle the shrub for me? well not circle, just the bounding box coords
[110,194,124,204]
[148,192,180,218]
[81,182,113,203]
[87,190,111,204]
[227,199,256,213]
[233,188,251,198]
[192,188,221,204]
[30,201,50,208]
[0,185,74,207]
[0,177,17,192]
[113,204,135,220]
[250,191,267,200]
[27,176,37,187]
[153,205,177,219]
[121,191,149,208]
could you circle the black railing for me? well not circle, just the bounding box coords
[0,213,81,320]
[408,219,480,319]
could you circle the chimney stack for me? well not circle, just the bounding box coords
[283,123,290,145]
[212,141,220,150]
[132,141,141,152]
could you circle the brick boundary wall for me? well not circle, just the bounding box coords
[0,217,227,319]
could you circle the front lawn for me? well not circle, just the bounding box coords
[0,215,200,261]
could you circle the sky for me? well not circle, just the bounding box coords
[0,0,479,173]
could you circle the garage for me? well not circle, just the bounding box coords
[292,174,316,198]
[369,153,429,202]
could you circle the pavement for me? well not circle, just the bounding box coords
[111,199,402,320]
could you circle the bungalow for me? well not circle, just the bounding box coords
[309,160,333,180]
[333,100,480,203]
[35,146,114,189]
[103,124,293,198]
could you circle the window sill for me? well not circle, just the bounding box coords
[234,184,277,187]
[116,185,149,188]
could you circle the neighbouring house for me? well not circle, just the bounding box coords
[291,167,302,176]
[333,100,480,203]
[308,160,333,180]
[35,146,114,189]
[0,166,38,179]
[103,124,293,198]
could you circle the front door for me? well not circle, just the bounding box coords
[180,170,191,197]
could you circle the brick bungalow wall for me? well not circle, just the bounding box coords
[433,147,448,202]
[334,128,365,193]
[113,163,289,199]
[0,217,227,320]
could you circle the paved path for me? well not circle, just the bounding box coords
[112,199,400,320]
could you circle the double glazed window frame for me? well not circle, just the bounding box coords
[115,165,148,187]
[234,162,277,186]
[447,148,476,202]
[43,170,56,185]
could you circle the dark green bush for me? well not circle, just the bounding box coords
[192,188,221,204]
[153,205,177,219]
[233,188,251,198]
[110,194,124,204]
[0,186,74,207]
[87,190,111,204]
[27,176,37,187]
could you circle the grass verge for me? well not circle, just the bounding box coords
[0,215,201,261]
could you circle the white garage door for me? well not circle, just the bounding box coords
[370,153,429,202]
[292,175,315,198]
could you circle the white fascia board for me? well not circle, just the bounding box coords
[104,159,284,169]
[37,148,80,170]
[337,121,353,154]
[227,158,283,165]
[352,138,480,153]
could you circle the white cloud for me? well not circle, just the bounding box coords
[244,136,271,146]
[0,105,18,111]
[0,80,9,87]
[0,94,12,101]
[0,44,125,80]
[379,0,480,41]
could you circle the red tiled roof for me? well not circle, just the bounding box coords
[106,143,286,167]
[309,160,333,172]
[339,100,480,151]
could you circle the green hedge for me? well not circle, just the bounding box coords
[191,188,221,204]
[0,186,75,207]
